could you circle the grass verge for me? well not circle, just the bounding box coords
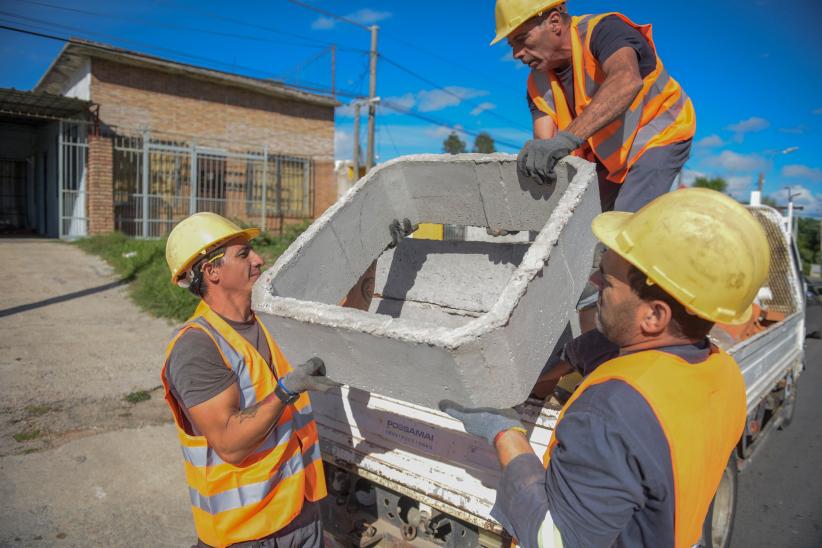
[124,390,151,404]
[14,429,41,442]
[74,221,309,323]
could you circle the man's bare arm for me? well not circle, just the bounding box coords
[534,115,558,140]
[565,47,643,141]
[188,382,287,465]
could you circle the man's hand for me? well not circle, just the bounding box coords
[281,357,342,393]
[439,400,526,446]
[388,218,418,248]
[517,132,584,185]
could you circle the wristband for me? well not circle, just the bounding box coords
[274,379,299,404]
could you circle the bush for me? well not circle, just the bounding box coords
[74,222,310,323]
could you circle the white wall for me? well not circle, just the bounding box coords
[60,57,91,100]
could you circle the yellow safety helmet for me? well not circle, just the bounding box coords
[165,212,260,286]
[591,188,771,325]
[491,0,566,45]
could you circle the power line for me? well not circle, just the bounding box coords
[380,99,520,150]
[379,54,530,131]
[171,0,366,53]
[6,0,348,51]
[285,0,371,32]
[0,22,363,100]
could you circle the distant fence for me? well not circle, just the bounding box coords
[60,122,315,239]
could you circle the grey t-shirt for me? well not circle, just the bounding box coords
[165,314,274,432]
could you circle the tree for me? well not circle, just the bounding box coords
[472,132,496,153]
[692,176,728,193]
[442,131,467,154]
[797,217,821,274]
[761,196,779,208]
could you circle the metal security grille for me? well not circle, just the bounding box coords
[110,130,314,238]
[749,206,800,315]
[0,159,28,232]
[59,121,88,239]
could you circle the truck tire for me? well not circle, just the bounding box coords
[701,456,738,548]
[778,371,798,429]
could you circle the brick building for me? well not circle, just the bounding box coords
[0,39,338,238]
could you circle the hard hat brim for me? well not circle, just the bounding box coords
[169,226,261,283]
[591,211,754,326]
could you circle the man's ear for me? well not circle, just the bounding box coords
[639,300,672,336]
[202,262,221,285]
[547,11,564,33]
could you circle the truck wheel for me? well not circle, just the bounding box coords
[779,371,797,429]
[701,456,738,548]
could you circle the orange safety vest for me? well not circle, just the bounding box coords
[543,347,745,548]
[527,12,696,183]
[161,301,326,548]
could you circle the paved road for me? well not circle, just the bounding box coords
[731,338,822,548]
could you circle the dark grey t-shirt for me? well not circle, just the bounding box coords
[165,314,273,421]
[529,14,658,118]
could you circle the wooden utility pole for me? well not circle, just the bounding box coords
[758,172,764,193]
[353,102,361,179]
[366,25,379,172]
[331,44,336,98]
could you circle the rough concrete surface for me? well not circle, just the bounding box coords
[0,238,191,546]
[255,154,600,408]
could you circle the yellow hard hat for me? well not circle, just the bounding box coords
[165,212,260,286]
[591,188,771,325]
[490,0,565,45]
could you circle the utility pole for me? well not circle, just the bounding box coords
[331,45,336,98]
[353,102,361,180]
[366,25,378,172]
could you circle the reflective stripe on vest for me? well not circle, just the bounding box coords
[160,301,326,547]
[543,348,745,548]
[527,12,696,183]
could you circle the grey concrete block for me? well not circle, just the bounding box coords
[254,154,600,408]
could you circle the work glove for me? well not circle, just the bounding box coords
[439,400,526,446]
[517,131,584,185]
[281,357,342,393]
[388,218,418,248]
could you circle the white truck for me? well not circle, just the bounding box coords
[256,156,806,548]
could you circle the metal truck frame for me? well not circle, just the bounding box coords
[308,204,805,548]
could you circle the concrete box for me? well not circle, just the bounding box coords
[253,154,600,408]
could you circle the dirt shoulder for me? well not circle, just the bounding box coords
[0,238,175,456]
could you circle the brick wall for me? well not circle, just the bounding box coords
[87,58,338,230]
[90,58,334,159]
[87,134,114,234]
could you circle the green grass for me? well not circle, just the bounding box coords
[13,429,41,442]
[124,390,151,404]
[74,221,310,322]
[24,404,51,417]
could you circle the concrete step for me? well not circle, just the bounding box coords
[254,153,599,408]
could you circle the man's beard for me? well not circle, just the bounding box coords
[595,298,637,346]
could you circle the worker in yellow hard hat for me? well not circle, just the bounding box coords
[442,188,770,547]
[492,0,695,214]
[161,212,339,548]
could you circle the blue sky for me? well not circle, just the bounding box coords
[2,0,821,216]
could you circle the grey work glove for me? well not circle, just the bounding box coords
[281,357,342,393]
[388,218,418,248]
[439,400,526,446]
[517,131,584,185]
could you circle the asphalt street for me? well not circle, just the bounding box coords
[731,338,822,548]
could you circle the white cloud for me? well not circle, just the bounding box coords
[383,93,416,111]
[771,185,822,217]
[334,129,353,161]
[726,175,755,196]
[703,150,770,172]
[311,16,336,30]
[417,86,488,112]
[778,125,807,135]
[311,8,391,30]
[470,102,496,116]
[725,116,769,142]
[695,134,723,148]
[782,164,822,183]
[680,168,706,186]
